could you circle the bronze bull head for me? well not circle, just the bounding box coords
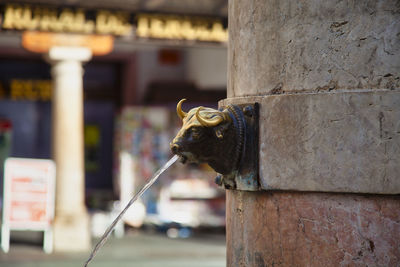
[170,99,259,190]
[170,99,234,174]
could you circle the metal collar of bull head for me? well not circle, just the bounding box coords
[170,99,259,191]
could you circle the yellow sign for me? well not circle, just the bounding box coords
[136,14,228,42]
[1,4,228,44]
[2,4,132,36]
[10,79,52,101]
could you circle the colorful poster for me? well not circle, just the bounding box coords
[114,106,225,229]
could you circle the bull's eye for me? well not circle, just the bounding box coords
[190,127,203,140]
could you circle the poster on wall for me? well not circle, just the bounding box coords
[115,107,171,227]
[115,107,225,231]
[1,158,55,253]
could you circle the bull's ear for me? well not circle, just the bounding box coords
[215,129,224,139]
[214,124,228,139]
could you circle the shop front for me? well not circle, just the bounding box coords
[0,2,228,252]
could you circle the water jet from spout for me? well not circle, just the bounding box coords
[84,155,179,267]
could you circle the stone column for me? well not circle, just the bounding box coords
[223,0,400,266]
[46,47,92,252]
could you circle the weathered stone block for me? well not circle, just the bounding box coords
[228,0,400,97]
[221,90,400,194]
[226,190,400,267]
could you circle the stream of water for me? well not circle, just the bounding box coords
[84,155,179,267]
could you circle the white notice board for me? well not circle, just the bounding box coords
[1,158,55,253]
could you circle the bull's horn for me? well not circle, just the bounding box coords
[177,99,188,120]
[196,107,225,127]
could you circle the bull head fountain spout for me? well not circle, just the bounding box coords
[170,99,259,191]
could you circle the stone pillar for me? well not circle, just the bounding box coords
[224,0,400,266]
[46,47,92,252]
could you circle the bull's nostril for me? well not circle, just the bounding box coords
[170,144,180,154]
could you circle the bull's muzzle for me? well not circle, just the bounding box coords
[170,142,188,163]
[170,143,180,154]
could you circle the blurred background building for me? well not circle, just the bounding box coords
[0,0,228,253]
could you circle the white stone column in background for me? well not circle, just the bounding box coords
[46,47,92,252]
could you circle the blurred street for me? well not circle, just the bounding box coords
[0,229,226,267]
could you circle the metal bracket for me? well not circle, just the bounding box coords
[215,103,260,191]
